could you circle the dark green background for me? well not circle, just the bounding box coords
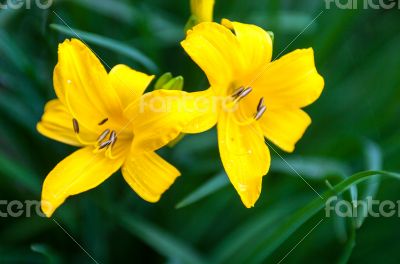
[0,0,399,263]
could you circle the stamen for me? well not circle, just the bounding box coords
[96,130,118,152]
[235,87,253,101]
[109,130,117,147]
[232,86,245,99]
[97,129,110,143]
[257,97,265,111]
[72,118,79,134]
[99,140,112,150]
[254,105,267,121]
[98,118,109,126]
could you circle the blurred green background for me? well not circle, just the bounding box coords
[1,0,400,263]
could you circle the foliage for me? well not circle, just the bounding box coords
[0,0,399,263]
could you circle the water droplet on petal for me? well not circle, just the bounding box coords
[238,183,247,192]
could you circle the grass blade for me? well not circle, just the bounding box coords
[355,141,382,228]
[31,244,61,264]
[70,0,136,24]
[0,30,31,73]
[271,156,350,179]
[50,24,158,72]
[117,211,205,264]
[237,170,400,263]
[176,157,350,210]
[175,172,229,209]
[0,152,41,194]
[211,195,311,263]
[336,224,356,264]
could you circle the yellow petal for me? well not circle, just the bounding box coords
[218,112,270,207]
[260,108,311,153]
[124,90,196,152]
[55,39,123,131]
[252,48,324,108]
[182,88,218,133]
[181,22,244,91]
[122,151,180,202]
[37,99,97,147]
[222,19,273,73]
[41,147,124,217]
[108,64,155,109]
[190,0,215,23]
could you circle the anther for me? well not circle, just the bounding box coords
[99,140,112,150]
[232,87,245,99]
[72,118,79,134]
[254,105,267,121]
[98,118,109,126]
[235,87,253,101]
[109,130,117,147]
[97,129,110,143]
[257,97,265,111]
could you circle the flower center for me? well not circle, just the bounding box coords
[228,86,267,125]
[71,117,121,159]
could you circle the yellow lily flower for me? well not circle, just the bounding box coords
[190,0,215,23]
[181,20,325,207]
[37,39,192,217]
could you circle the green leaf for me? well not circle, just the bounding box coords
[31,244,61,264]
[70,0,136,24]
[211,195,310,263]
[50,24,158,72]
[233,170,400,263]
[175,172,229,209]
[176,157,349,210]
[0,218,51,244]
[271,156,350,179]
[0,152,41,195]
[117,211,206,264]
[0,8,21,26]
[0,30,31,74]
[355,140,382,228]
[336,223,356,264]
[0,92,37,130]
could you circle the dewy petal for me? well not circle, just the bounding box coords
[55,39,123,131]
[218,112,270,208]
[37,99,83,147]
[37,99,97,146]
[222,19,273,73]
[252,48,324,109]
[182,88,218,133]
[122,151,180,202]
[124,90,196,152]
[181,22,244,92]
[41,147,124,217]
[260,108,311,153]
[108,64,155,109]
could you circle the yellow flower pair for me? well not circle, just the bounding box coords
[38,19,324,217]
